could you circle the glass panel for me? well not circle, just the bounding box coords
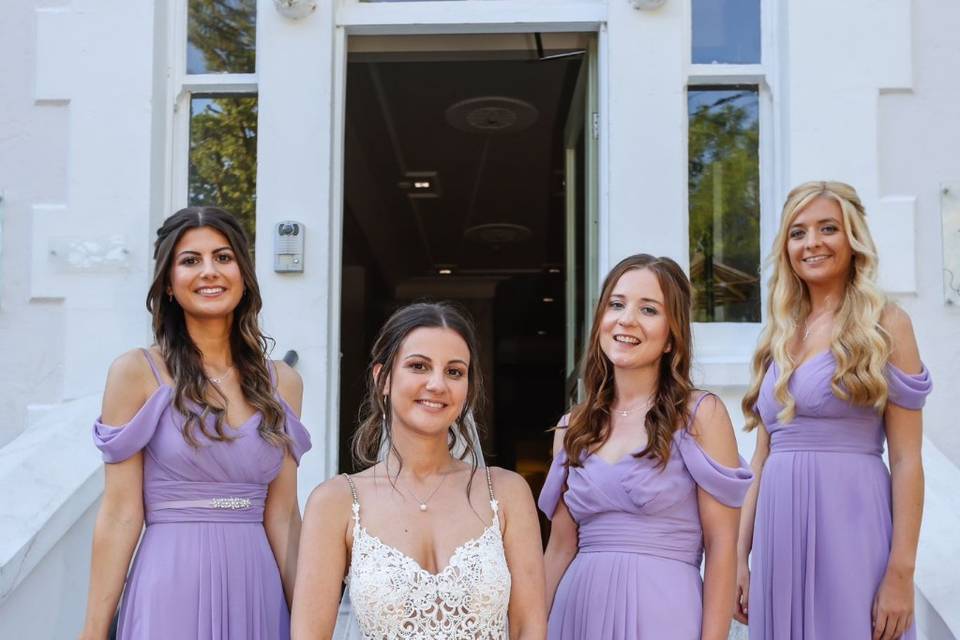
[187,0,256,74]
[688,86,760,322]
[692,0,761,65]
[188,95,258,247]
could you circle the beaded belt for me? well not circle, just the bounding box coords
[151,497,253,511]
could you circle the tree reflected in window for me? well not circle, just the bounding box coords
[188,95,258,247]
[188,0,256,74]
[688,87,760,322]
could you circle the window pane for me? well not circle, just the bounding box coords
[187,0,256,74]
[692,0,760,64]
[688,87,760,322]
[189,95,258,247]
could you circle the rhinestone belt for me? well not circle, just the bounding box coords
[151,497,253,511]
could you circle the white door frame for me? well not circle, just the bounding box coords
[324,0,610,476]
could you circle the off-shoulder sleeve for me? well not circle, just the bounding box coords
[537,414,569,520]
[92,386,172,463]
[887,364,933,410]
[280,398,312,465]
[675,430,753,508]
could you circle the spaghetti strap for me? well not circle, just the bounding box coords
[267,360,278,388]
[688,391,713,426]
[140,348,163,385]
[342,473,360,525]
[484,467,496,503]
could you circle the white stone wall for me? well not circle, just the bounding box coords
[0,499,99,640]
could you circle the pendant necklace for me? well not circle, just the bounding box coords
[406,469,449,512]
[207,366,233,385]
[613,398,653,418]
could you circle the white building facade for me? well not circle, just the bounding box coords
[1,0,958,638]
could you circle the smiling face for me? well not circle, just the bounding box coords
[167,226,245,320]
[379,326,471,439]
[598,267,672,371]
[786,196,854,287]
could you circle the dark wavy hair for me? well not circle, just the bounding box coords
[352,302,486,480]
[146,206,288,449]
[563,254,695,468]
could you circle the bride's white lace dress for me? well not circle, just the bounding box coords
[342,470,511,640]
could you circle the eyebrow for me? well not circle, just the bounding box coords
[790,218,840,228]
[176,246,233,258]
[403,353,469,367]
[610,293,664,305]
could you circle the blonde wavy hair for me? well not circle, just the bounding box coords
[742,181,891,429]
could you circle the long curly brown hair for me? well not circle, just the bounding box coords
[146,207,288,449]
[563,254,695,468]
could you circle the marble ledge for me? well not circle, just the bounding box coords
[0,394,102,605]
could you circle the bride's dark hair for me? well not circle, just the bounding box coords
[352,302,486,477]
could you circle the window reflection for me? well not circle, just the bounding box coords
[188,95,258,247]
[688,87,760,322]
[692,0,760,65]
[187,0,256,74]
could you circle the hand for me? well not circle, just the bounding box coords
[872,567,914,640]
[733,559,750,624]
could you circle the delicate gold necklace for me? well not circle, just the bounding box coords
[801,309,834,342]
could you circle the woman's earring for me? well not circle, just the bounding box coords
[168,292,173,303]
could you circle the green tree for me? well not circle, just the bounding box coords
[187,0,256,74]
[688,89,760,322]
[188,96,258,246]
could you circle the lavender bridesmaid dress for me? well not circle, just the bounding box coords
[539,393,753,639]
[750,351,932,639]
[92,350,311,640]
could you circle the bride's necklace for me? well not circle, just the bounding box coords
[404,469,450,512]
[613,398,653,418]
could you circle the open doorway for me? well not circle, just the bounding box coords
[337,33,595,509]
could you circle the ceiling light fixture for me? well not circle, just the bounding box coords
[542,297,555,303]
[438,268,453,275]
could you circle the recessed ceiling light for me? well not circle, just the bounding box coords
[438,268,453,275]
[413,180,431,189]
[547,267,561,274]
[537,330,548,336]
[542,297,555,303]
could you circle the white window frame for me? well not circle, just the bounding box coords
[165,0,259,220]
[685,0,782,383]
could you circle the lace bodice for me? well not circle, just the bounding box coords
[343,470,511,640]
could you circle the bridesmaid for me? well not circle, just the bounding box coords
[737,181,931,640]
[540,253,753,639]
[81,207,311,639]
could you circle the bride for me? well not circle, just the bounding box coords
[291,302,547,639]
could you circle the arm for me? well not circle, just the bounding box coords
[873,308,924,640]
[80,351,153,640]
[690,396,743,640]
[264,361,305,607]
[494,468,548,640]
[734,422,770,625]
[265,455,301,608]
[290,478,353,640]
[543,428,578,612]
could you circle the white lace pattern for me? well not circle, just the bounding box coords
[344,472,511,640]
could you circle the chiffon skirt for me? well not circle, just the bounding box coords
[549,551,704,639]
[116,522,289,640]
[749,451,915,640]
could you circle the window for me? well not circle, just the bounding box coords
[692,0,761,65]
[688,0,766,326]
[188,95,258,244]
[688,87,760,322]
[173,0,259,250]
